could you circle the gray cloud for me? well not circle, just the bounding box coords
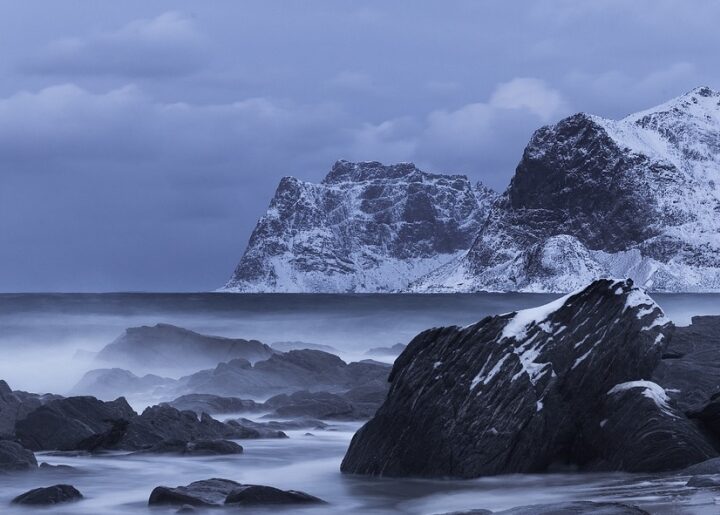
[22,12,207,77]
[0,0,718,291]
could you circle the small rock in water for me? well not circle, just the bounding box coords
[11,484,83,505]
[149,478,242,507]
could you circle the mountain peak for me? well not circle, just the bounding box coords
[322,160,422,185]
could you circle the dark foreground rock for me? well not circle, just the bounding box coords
[342,279,714,477]
[225,484,326,506]
[11,484,83,505]
[148,478,325,507]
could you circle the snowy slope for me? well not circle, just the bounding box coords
[414,86,720,292]
[222,160,496,292]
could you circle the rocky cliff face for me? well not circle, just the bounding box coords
[223,160,496,292]
[341,279,717,477]
[414,87,720,292]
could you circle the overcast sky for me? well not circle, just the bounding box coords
[1,0,718,292]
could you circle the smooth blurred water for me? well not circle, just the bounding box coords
[0,292,719,393]
[1,292,719,513]
[0,425,718,514]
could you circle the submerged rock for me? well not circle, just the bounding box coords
[0,440,37,472]
[342,279,700,477]
[11,484,83,505]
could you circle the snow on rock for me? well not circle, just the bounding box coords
[414,87,720,293]
[221,160,496,293]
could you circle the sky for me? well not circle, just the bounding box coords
[1,0,719,292]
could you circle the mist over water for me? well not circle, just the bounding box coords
[2,292,720,513]
[1,292,718,394]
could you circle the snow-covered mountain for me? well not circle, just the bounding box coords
[413,86,720,292]
[222,160,496,292]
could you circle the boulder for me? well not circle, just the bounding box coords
[137,438,243,456]
[0,440,37,471]
[71,368,174,401]
[11,484,83,505]
[226,419,288,438]
[164,394,262,415]
[265,391,356,419]
[0,380,60,438]
[95,323,275,371]
[15,396,136,451]
[177,349,390,398]
[342,280,684,477]
[224,484,326,505]
[148,478,244,507]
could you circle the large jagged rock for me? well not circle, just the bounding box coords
[95,323,275,371]
[414,87,720,293]
[222,160,497,292]
[342,279,703,477]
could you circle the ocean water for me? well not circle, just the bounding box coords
[1,292,719,513]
